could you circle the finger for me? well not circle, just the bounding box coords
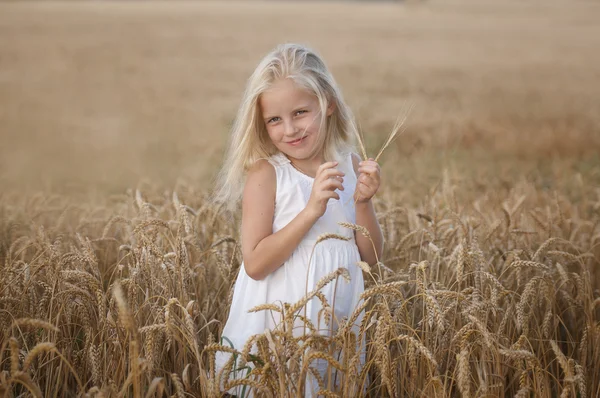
[317,161,339,173]
[358,174,376,185]
[356,183,374,199]
[358,162,380,170]
[358,180,377,195]
[323,179,344,191]
[358,179,373,190]
[358,173,380,188]
[360,175,380,187]
[324,191,340,201]
[358,165,380,175]
[319,168,345,181]
[359,160,380,167]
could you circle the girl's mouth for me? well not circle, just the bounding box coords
[288,136,307,146]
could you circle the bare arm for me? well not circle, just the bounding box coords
[241,159,344,280]
[351,153,384,265]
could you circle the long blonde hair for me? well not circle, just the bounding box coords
[212,43,359,212]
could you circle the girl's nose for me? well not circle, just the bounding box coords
[284,119,298,136]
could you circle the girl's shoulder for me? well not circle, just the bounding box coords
[266,152,290,167]
[244,154,286,196]
[246,157,276,186]
[243,158,276,209]
[246,153,285,181]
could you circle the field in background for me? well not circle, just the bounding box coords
[1,0,599,198]
[1,1,600,397]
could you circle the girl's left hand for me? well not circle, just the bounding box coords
[354,158,381,204]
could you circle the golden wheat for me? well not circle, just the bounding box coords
[0,19,598,394]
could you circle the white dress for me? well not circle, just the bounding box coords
[216,151,365,397]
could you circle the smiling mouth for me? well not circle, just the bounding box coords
[288,136,307,145]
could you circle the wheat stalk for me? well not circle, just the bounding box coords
[11,318,59,333]
[374,103,412,163]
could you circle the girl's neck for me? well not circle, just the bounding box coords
[286,153,324,179]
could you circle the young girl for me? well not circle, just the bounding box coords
[213,43,384,397]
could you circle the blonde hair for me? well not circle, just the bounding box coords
[212,43,359,212]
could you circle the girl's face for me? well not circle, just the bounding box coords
[259,78,333,162]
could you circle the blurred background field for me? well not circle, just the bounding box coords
[1,0,599,201]
[1,1,600,397]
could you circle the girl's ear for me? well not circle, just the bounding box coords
[326,101,336,117]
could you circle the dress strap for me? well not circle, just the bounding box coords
[267,152,290,167]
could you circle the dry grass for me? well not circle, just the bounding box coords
[1,180,599,396]
[1,0,600,396]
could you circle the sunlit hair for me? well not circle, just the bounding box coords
[212,43,358,212]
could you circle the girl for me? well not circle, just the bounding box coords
[213,43,384,397]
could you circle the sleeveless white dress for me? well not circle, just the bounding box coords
[216,151,365,397]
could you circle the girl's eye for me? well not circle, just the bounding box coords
[295,110,307,116]
[267,117,280,124]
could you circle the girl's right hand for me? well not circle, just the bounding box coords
[306,161,345,220]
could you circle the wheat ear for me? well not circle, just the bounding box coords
[374,103,412,162]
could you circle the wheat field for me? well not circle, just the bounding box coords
[1,0,599,397]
